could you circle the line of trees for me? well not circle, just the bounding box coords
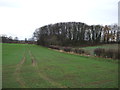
[0,35,19,43]
[0,35,36,44]
[33,22,119,46]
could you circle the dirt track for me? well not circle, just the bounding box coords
[28,49,67,88]
[14,52,27,88]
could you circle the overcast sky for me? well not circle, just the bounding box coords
[0,0,119,40]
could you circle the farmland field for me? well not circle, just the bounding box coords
[2,43,118,88]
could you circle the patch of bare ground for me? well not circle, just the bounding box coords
[14,53,27,88]
[29,49,67,88]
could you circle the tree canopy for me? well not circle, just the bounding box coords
[33,22,119,46]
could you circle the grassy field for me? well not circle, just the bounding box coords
[2,43,118,88]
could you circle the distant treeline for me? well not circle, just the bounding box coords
[33,22,120,46]
[0,35,36,44]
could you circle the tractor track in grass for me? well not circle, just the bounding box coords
[28,49,67,88]
[29,50,37,67]
[14,52,27,88]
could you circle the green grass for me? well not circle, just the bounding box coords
[2,43,118,88]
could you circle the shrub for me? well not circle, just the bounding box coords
[117,50,120,60]
[74,48,79,53]
[94,48,105,57]
[49,45,60,50]
[74,48,84,54]
[105,49,119,60]
[70,48,76,53]
[94,48,120,60]
[84,51,90,55]
[104,49,114,58]
[79,49,85,54]
[63,47,72,52]
[59,47,64,51]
